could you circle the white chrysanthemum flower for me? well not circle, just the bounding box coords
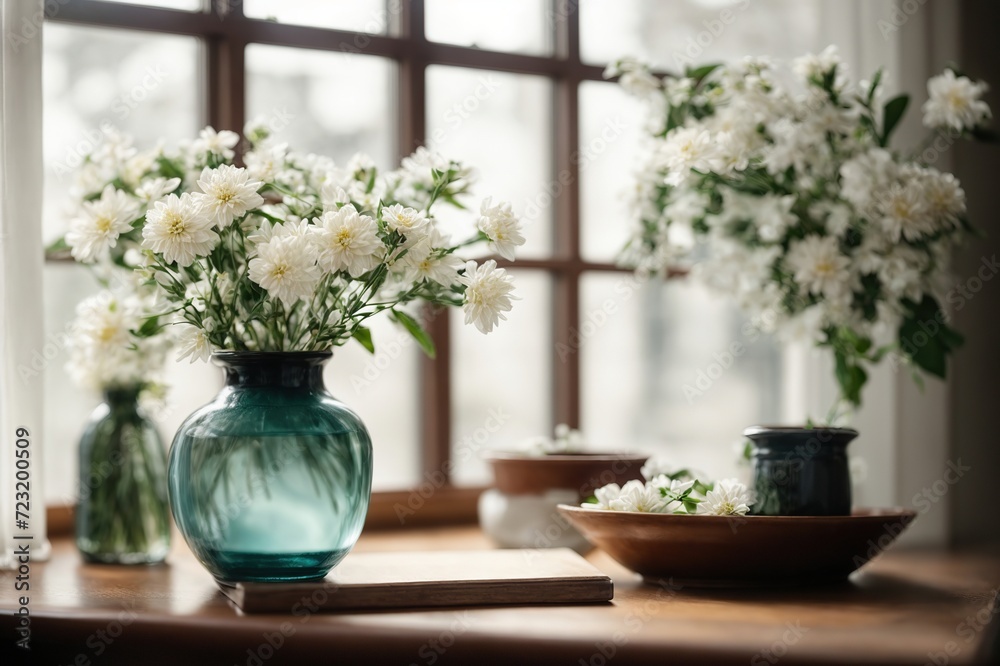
[609,479,669,513]
[922,69,991,131]
[878,245,927,302]
[192,126,240,159]
[135,177,181,203]
[142,193,219,267]
[248,233,321,307]
[659,127,719,185]
[382,203,430,239]
[66,184,140,263]
[839,148,896,213]
[697,479,754,516]
[881,181,933,242]
[604,57,660,96]
[406,250,464,287]
[785,235,851,298]
[477,197,525,261]
[919,169,966,230]
[458,260,517,334]
[311,204,384,278]
[194,165,264,228]
[399,146,450,189]
[582,483,623,510]
[245,142,288,182]
[175,323,212,363]
[66,292,167,390]
[664,77,694,106]
[793,45,841,82]
[755,194,797,243]
[320,178,351,210]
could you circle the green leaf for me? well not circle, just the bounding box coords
[833,348,867,407]
[881,94,910,145]
[898,295,963,379]
[685,63,722,82]
[352,326,375,354]
[392,310,436,359]
[133,316,162,338]
[867,68,883,104]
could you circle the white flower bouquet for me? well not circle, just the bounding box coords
[609,48,993,412]
[59,124,524,359]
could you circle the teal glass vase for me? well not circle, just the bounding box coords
[76,386,171,564]
[168,351,372,582]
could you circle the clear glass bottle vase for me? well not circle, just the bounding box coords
[76,386,171,564]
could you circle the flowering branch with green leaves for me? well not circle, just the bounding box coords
[608,48,993,414]
[583,463,754,516]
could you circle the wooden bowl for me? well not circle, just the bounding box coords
[484,452,648,498]
[558,505,917,586]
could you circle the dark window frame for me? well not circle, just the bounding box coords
[45,0,678,522]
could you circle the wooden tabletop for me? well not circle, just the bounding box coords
[1,527,999,665]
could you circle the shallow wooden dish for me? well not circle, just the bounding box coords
[485,452,647,498]
[558,505,917,587]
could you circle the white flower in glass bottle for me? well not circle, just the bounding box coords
[66,184,140,263]
[311,204,384,278]
[142,193,219,267]
[194,165,265,228]
[458,260,517,334]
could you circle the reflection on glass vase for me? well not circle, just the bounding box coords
[76,387,171,564]
[168,352,373,583]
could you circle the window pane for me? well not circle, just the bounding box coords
[580,274,784,478]
[425,0,551,56]
[95,0,203,10]
[41,24,202,504]
[580,0,823,67]
[246,44,395,167]
[579,81,645,263]
[451,271,551,485]
[244,0,390,34]
[427,66,552,257]
[325,319,420,490]
[42,24,200,241]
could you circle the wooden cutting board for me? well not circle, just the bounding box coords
[218,548,614,613]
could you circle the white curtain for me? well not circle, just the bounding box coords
[1,0,48,566]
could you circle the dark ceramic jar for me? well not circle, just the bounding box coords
[744,426,855,516]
